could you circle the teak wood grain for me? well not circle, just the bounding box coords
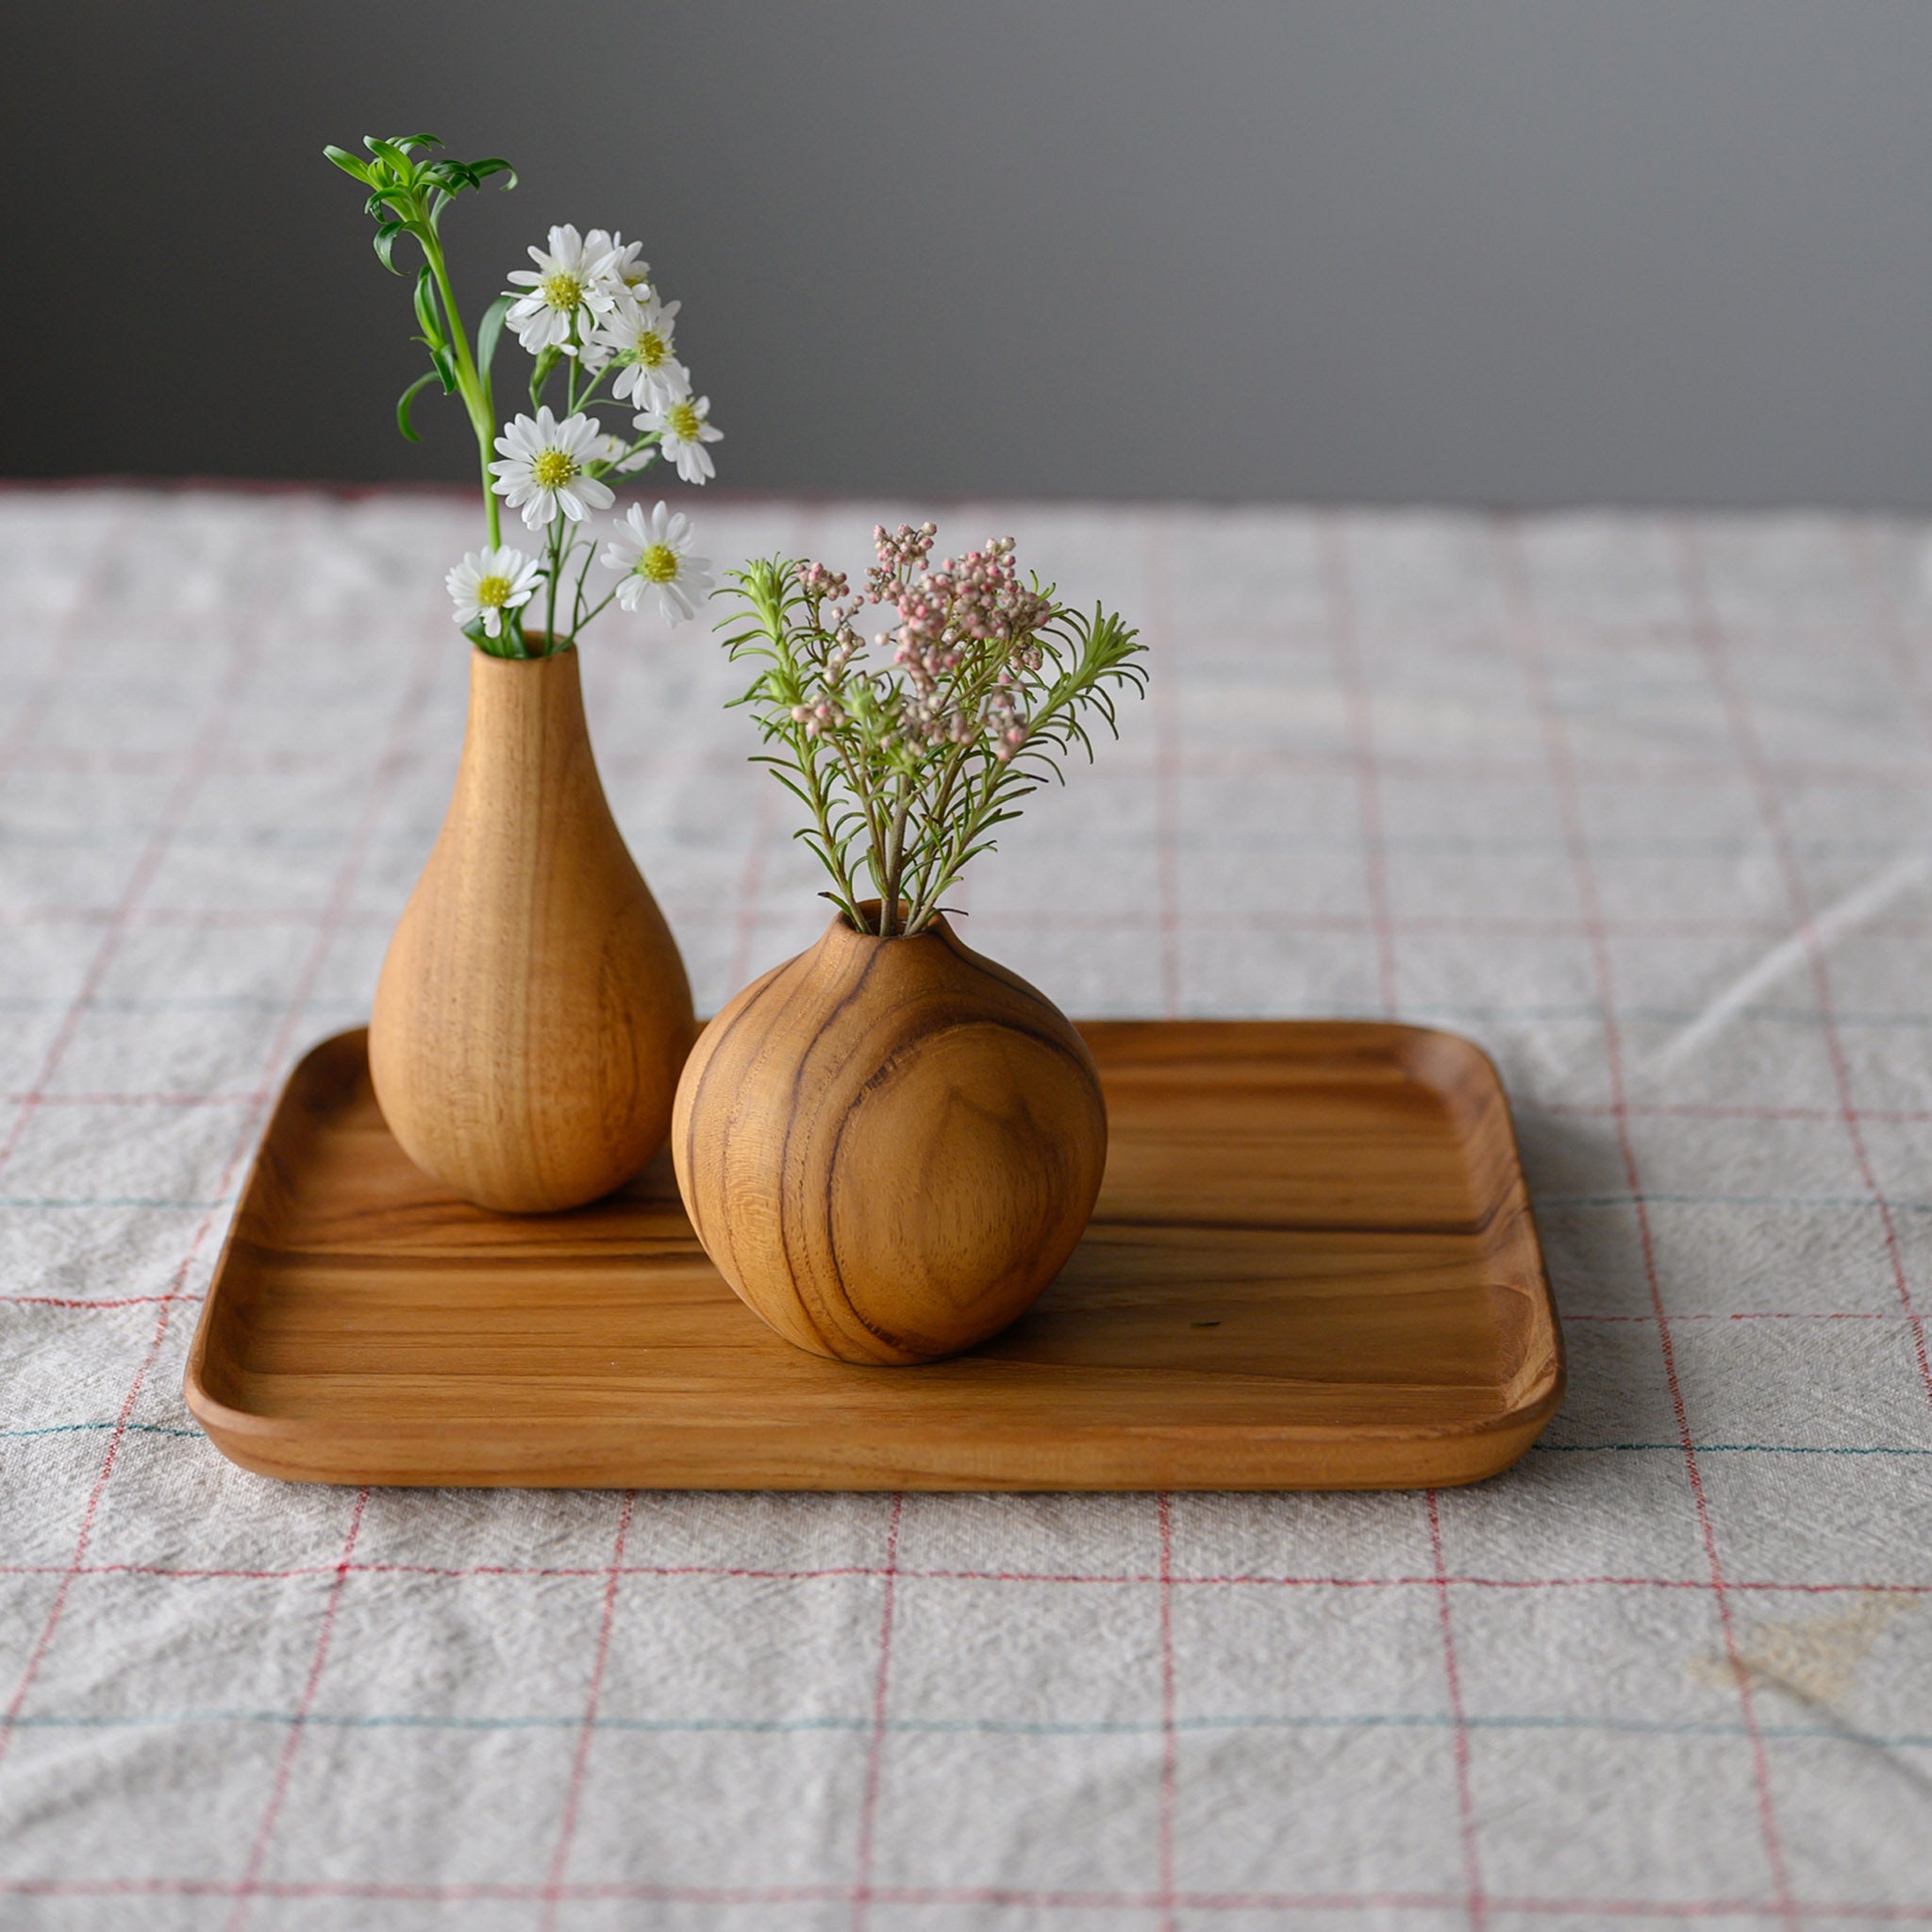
[369,645,694,1213]
[674,908,1109,1364]
[184,1021,1564,1491]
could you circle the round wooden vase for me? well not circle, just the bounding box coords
[370,645,695,1213]
[672,906,1108,1364]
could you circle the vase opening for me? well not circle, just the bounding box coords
[474,632,575,662]
[843,897,935,941]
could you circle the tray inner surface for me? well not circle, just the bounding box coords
[188,1023,1561,1489]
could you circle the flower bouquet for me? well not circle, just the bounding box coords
[322,134,718,654]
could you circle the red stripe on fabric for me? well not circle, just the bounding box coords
[1498,523,1800,1928]
[0,1294,207,1310]
[849,1493,905,1932]
[1156,1491,1179,1932]
[539,1491,637,1930]
[1429,1491,1487,1930]
[223,1490,368,1932]
[1564,1311,1900,1324]
[1537,1101,1932,1124]
[0,1558,1927,1595]
[3,1875,1930,1917]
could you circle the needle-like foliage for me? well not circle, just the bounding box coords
[721,524,1146,937]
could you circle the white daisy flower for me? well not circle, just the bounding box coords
[635,394,723,485]
[591,432,658,475]
[489,408,617,529]
[444,546,543,640]
[591,291,690,411]
[503,225,620,356]
[576,234,653,375]
[584,228,651,299]
[600,501,713,625]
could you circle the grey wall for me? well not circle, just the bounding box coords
[8,1,1932,507]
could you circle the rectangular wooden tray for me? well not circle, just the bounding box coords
[184,1022,1562,1491]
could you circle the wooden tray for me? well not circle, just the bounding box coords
[184,1023,1562,1491]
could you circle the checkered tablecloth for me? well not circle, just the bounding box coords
[2,486,1929,1929]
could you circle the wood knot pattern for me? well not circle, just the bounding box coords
[673,909,1108,1364]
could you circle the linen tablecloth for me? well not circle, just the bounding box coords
[2,487,1929,1929]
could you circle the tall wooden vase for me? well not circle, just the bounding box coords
[370,645,694,1213]
[673,906,1108,1363]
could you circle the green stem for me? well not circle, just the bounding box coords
[766,591,865,924]
[416,221,499,548]
[878,777,914,937]
[543,516,565,650]
[571,534,600,634]
[919,758,1010,930]
[831,736,884,865]
[904,753,972,930]
[577,584,621,628]
[792,724,862,928]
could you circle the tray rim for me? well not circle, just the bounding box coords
[183,1020,1564,1491]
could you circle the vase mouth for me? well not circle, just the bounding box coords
[835,898,948,941]
[471,634,576,663]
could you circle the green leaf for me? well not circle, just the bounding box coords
[428,343,458,394]
[758,770,816,813]
[364,137,418,178]
[394,371,438,443]
[476,292,514,376]
[372,222,406,274]
[470,158,518,191]
[323,145,374,183]
[367,183,422,218]
[393,132,441,154]
[411,266,442,342]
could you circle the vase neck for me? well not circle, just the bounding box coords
[812,905,960,976]
[458,643,595,785]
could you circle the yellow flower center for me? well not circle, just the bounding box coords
[636,330,666,368]
[532,448,578,489]
[668,401,701,441]
[541,271,585,312]
[637,543,679,584]
[475,573,512,608]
